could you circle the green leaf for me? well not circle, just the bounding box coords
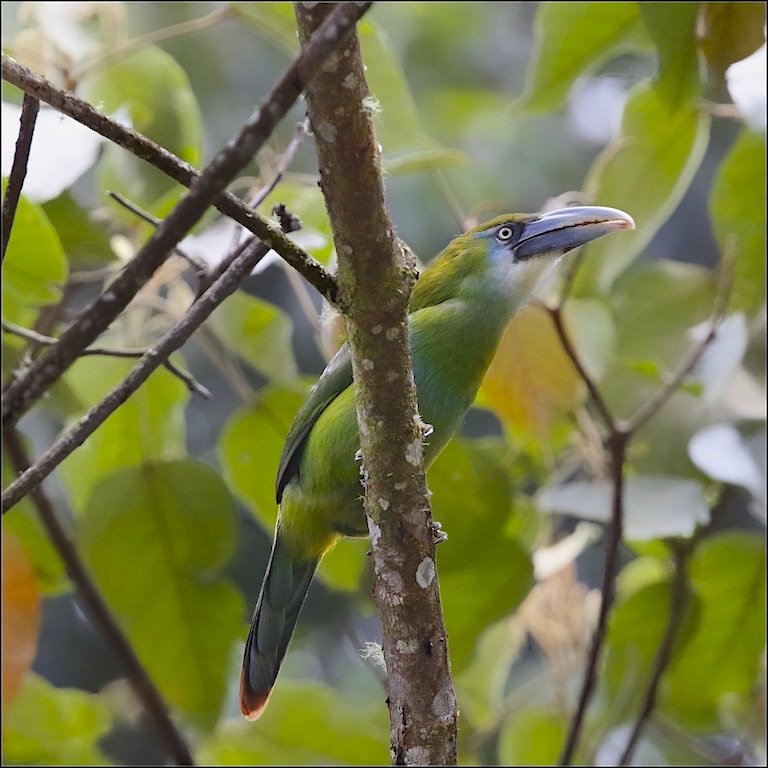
[2,452,67,595]
[456,619,526,731]
[229,2,299,55]
[498,707,568,765]
[220,385,306,523]
[600,259,715,430]
[429,438,534,669]
[60,358,188,514]
[663,531,766,729]
[639,3,702,105]
[208,291,298,386]
[602,576,698,725]
[577,81,711,293]
[79,45,203,215]
[199,681,388,765]
[42,191,115,269]
[1,185,68,323]
[518,2,649,112]
[709,129,766,315]
[78,460,243,727]
[359,21,434,152]
[3,673,112,766]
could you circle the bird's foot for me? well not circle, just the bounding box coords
[430,520,448,544]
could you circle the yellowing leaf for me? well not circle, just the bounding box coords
[479,304,583,445]
[698,3,767,85]
[2,528,41,708]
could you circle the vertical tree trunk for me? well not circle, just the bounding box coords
[294,3,458,764]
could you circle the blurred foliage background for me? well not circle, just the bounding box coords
[1,2,765,765]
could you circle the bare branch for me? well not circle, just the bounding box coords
[625,236,735,434]
[1,4,370,427]
[1,54,335,298]
[559,428,629,766]
[1,93,39,263]
[2,320,210,399]
[542,301,616,429]
[107,191,208,276]
[1,213,298,513]
[295,4,457,764]
[2,427,195,766]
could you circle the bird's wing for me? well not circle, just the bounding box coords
[275,342,354,502]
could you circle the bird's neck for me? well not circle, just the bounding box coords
[411,296,515,416]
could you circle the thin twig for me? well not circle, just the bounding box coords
[2,207,299,514]
[250,117,311,210]
[543,302,616,428]
[1,93,39,263]
[552,235,736,763]
[559,428,629,766]
[1,320,210,399]
[625,237,735,434]
[1,54,336,299]
[107,191,208,276]
[1,4,370,427]
[2,427,194,766]
[619,542,691,766]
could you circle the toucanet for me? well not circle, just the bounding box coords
[240,205,635,719]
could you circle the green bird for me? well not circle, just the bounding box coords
[240,205,634,719]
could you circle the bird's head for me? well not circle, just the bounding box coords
[411,205,635,312]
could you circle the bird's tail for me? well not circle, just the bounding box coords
[240,529,320,720]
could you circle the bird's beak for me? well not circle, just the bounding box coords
[515,206,635,260]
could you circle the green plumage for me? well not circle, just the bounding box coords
[240,206,634,719]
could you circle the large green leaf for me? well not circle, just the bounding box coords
[60,358,188,514]
[3,673,112,766]
[602,575,698,726]
[709,129,766,315]
[42,192,115,269]
[79,45,203,215]
[601,259,716,424]
[1,185,68,324]
[199,681,388,765]
[2,449,67,595]
[662,531,765,730]
[577,81,711,293]
[78,460,243,727]
[639,3,702,106]
[518,2,649,112]
[429,438,534,670]
[208,291,298,386]
[498,706,568,765]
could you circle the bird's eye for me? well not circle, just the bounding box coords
[496,225,514,242]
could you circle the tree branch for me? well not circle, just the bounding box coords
[619,542,691,766]
[552,233,735,763]
[1,93,39,263]
[1,320,211,399]
[2,427,195,766]
[294,4,457,765]
[1,6,370,426]
[1,53,336,299]
[2,209,299,514]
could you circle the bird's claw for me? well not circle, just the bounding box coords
[430,520,448,544]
